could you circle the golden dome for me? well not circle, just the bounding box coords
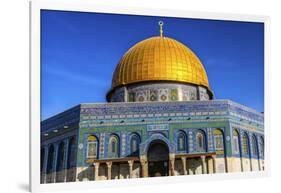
[110,36,210,92]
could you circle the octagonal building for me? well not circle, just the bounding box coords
[41,22,264,183]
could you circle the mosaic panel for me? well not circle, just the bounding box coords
[182,89,190,101]
[128,92,135,102]
[99,133,105,158]
[149,89,158,101]
[190,90,197,100]
[121,132,127,156]
[188,130,194,152]
[147,124,169,131]
[207,128,214,152]
[199,86,209,100]
[170,88,178,101]
[136,91,147,102]
[159,88,169,101]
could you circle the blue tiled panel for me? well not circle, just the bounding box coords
[79,100,263,125]
[41,99,264,168]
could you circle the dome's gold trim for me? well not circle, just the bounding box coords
[110,36,210,92]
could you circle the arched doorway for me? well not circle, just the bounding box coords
[147,140,169,177]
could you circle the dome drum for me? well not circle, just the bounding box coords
[107,82,212,103]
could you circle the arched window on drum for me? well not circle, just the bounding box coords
[213,129,224,155]
[242,133,250,156]
[87,135,98,159]
[196,131,206,152]
[233,129,240,155]
[177,131,187,152]
[108,135,119,158]
[130,133,140,156]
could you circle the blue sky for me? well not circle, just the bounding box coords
[41,10,264,120]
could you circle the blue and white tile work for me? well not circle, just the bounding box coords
[41,99,264,183]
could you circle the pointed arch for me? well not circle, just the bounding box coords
[259,136,264,158]
[196,130,206,152]
[213,129,225,155]
[242,133,250,156]
[108,134,120,158]
[251,134,258,157]
[232,129,240,155]
[141,133,176,155]
[87,135,99,159]
[177,130,187,152]
[130,133,141,156]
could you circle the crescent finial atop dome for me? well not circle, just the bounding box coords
[158,21,164,37]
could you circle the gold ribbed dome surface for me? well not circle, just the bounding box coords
[111,36,210,90]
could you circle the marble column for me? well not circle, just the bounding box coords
[258,159,263,171]
[207,157,213,174]
[212,155,216,173]
[249,157,253,172]
[249,148,253,172]
[259,159,264,171]
[170,159,175,176]
[94,163,99,180]
[181,157,187,175]
[106,162,112,180]
[201,155,207,174]
[52,144,59,183]
[140,156,148,177]
[240,157,244,172]
[124,86,128,102]
[249,134,253,172]
[128,160,134,178]
[257,157,261,171]
[186,158,190,175]
[63,139,70,182]
[169,154,175,176]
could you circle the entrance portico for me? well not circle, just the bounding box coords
[86,132,217,180]
[147,140,169,177]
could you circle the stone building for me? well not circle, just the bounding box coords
[40,22,264,183]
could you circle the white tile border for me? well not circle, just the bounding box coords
[30,0,270,192]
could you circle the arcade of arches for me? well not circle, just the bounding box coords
[79,139,217,181]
